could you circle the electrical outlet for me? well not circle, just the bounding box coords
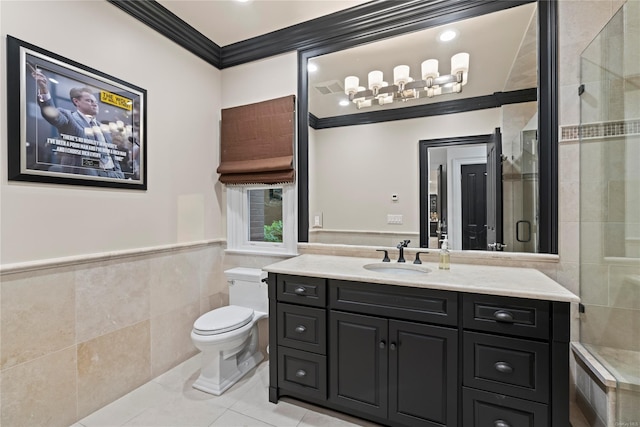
[387,214,403,224]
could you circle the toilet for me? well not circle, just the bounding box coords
[191,267,268,395]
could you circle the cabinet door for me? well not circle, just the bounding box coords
[329,311,388,419]
[389,320,458,427]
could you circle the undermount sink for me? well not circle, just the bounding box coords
[363,263,431,276]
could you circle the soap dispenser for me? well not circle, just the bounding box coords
[439,235,450,270]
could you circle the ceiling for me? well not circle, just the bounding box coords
[156,0,370,47]
[155,0,538,118]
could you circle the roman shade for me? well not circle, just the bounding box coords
[218,95,295,184]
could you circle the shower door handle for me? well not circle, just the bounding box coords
[516,220,532,242]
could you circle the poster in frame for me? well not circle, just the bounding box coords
[6,35,147,190]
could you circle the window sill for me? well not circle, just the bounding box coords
[224,248,298,258]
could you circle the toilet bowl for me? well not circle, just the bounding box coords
[191,268,268,395]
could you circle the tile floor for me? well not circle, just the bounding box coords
[74,354,591,427]
[73,355,379,427]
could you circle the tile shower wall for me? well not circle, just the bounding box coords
[557,0,627,336]
[0,242,227,426]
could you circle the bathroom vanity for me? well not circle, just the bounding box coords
[264,254,579,427]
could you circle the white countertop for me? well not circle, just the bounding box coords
[263,254,579,303]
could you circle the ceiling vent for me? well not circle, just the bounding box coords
[313,80,344,95]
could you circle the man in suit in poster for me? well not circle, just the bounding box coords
[31,68,125,179]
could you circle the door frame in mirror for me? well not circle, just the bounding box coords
[418,134,493,249]
[298,0,557,254]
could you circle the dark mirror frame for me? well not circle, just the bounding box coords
[297,0,557,254]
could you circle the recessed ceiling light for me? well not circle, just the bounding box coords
[439,30,457,42]
[307,63,318,73]
[339,100,350,107]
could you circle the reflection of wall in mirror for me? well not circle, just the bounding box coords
[308,108,500,247]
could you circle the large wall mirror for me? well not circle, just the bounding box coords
[298,0,557,254]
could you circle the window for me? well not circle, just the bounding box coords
[226,184,296,254]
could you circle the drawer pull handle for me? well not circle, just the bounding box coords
[295,369,307,378]
[294,325,306,334]
[379,340,386,349]
[494,361,513,374]
[493,310,515,322]
[494,420,511,427]
[294,287,307,295]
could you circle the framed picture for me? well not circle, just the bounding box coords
[6,36,147,190]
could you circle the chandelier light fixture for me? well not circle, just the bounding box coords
[343,52,470,109]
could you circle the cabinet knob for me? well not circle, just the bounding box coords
[294,325,306,334]
[494,361,513,374]
[390,342,397,350]
[379,341,386,349]
[493,310,515,322]
[294,287,307,295]
[494,420,511,427]
[295,369,307,378]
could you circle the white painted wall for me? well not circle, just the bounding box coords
[309,109,501,233]
[0,1,223,264]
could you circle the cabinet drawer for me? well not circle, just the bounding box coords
[463,332,549,403]
[277,347,327,400]
[277,275,326,307]
[329,280,458,326]
[463,294,549,340]
[462,387,548,427]
[277,303,326,354]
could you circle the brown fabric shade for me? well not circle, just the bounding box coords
[218,95,295,184]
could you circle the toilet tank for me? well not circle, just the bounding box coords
[225,267,268,314]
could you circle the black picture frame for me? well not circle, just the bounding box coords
[6,36,147,190]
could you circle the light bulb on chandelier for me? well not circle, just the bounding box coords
[343,53,469,109]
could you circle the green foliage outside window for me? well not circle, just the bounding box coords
[264,220,283,242]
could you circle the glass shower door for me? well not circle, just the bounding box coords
[579,0,640,424]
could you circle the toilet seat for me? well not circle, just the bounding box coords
[193,306,254,336]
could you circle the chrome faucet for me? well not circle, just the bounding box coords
[396,240,410,262]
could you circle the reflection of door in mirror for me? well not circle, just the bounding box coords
[461,163,487,249]
[420,111,538,252]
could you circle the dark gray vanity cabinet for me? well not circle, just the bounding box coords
[268,273,570,427]
[461,294,570,427]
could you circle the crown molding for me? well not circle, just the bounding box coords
[107,0,222,68]
[108,0,531,70]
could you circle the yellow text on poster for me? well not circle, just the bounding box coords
[100,91,132,111]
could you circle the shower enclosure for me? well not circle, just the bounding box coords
[578,0,640,424]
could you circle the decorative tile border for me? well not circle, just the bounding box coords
[560,119,640,142]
